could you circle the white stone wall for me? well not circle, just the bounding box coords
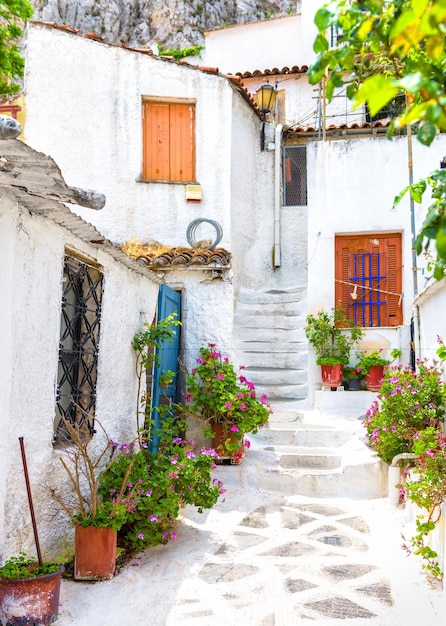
[0,193,158,560]
[23,23,257,253]
[204,0,328,74]
[306,133,446,400]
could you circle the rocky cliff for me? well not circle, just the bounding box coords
[30,0,297,50]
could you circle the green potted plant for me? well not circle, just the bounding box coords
[183,344,271,463]
[358,348,402,391]
[304,308,364,388]
[0,553,64,625]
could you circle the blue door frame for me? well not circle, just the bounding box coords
[150,284,182,453]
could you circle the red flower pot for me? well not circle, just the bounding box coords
[211,423,245,465]
[321,364,344,388]
[75,525,117,580]
[365,365,385,391]
[0,567,63,625]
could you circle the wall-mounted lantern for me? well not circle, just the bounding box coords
[256,82,277,151]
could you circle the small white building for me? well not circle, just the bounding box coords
[0,133,161,559]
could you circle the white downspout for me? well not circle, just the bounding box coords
[274,124,283,268]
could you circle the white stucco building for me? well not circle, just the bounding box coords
[0,135,161,559]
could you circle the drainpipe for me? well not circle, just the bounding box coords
[388,452,417,506]
[406,98,420,368]
[274,124,283,268]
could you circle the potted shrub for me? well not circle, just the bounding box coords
[183,344,272,463]
[358,348,402,391]
[0,553,64,625]
[304,308,364,388]
[51,419,139,580]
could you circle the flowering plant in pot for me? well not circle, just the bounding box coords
[183,344,271,462]
[357,348,402,390]
[304,308,364,387]
[0,553,64,625]
[98,415,224,551]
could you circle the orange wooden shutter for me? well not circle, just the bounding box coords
[335,234,402,327]
[142,102,195,182]
[169,103,195,182]
[142,102,170,180]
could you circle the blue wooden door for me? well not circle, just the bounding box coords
[150,284,182,453]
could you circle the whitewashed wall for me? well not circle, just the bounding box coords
[0,192,159,560]
[203,0,327,74]
[23,23,258,253]
[414,279,446,365]
[306,133,446,399]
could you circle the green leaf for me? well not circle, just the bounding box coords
[393,184,410,207]
[313,33,329,53]
[417,121,437,146]
[354,74,399,116]
[410,179,427,204]
[314,7,333,31]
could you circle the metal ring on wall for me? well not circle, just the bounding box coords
[186,218,223,250]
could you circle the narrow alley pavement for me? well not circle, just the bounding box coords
[56,408,444,625]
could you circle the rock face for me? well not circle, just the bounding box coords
[30,0,296,50]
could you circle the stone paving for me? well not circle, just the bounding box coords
[56,410,445,625]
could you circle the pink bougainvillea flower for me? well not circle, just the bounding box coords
[230,425,239,432]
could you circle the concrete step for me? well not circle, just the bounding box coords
[234,301,307,316]
[244,368,307,386]
[255,383,308,400]
[237,287,306,305]
[233,327,307,342]
[234,340,307,353]
[239,351,307,370]
[234,314,303,330]
[244,420,387,499]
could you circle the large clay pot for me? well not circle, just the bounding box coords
[74,525,117,580]
[365,365,385,391]
[0,567,63,625]
[321,364,344,388]
[211,423,245,465]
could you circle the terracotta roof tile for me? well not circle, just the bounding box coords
[135,246,231,270]
[285,119,392,137]
[232,66,308,79]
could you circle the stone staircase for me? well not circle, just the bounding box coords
[233,286,308,408]
[243,409,388,500]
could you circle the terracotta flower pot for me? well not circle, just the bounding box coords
[320,364,344,388]
[211,423,245,465]
[75,525,117,580]
[0,567,63,625]
[365,365,385,391]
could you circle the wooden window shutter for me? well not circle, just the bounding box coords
[142,101,195,182]
[142,102,170,180]
[335,234,402,327]
[169,103,195,182]
[386,235,402,326]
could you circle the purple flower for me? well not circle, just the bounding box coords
[138,533,144,540]
[224,402,233,409]
[216,374,225,380]
[150,514,159,522]
[230,425,239,432]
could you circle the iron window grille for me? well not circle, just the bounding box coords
[282,146,307,207]
[54,254,103,443]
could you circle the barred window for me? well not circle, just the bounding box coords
[335,234,403,327]
[54,254,103,443]
[283,146,307,207]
